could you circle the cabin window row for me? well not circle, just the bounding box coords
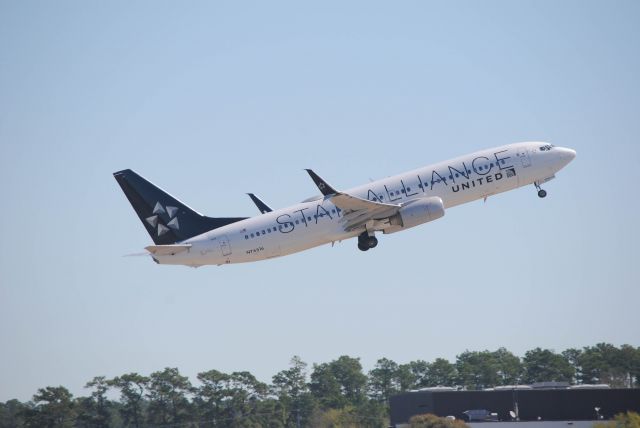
[244,159,509,239]
[244,208,342,239]
[382,159,507,196]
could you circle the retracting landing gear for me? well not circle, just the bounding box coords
[357,231,378,251]
[534,182,547,198]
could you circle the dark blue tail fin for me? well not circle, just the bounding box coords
[113,169,247,245]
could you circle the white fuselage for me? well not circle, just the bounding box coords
[154,142,575,266]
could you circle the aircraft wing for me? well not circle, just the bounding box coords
[305,169,400,232]
[145,244,192,256]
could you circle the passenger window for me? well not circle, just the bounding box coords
[401,189,405,193]
[267,229,271,233]
[262,230,265,234]
[245,235,249,239]
[455,173,459,177]
[251,233,255,238]
[407,187,411,191]
[307,216,312,221]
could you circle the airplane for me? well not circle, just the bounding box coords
[114,142,576,267]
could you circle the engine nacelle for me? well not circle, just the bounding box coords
[385,197,445,234]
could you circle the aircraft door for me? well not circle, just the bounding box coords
[219,235,232,256]
[516,148,532,168]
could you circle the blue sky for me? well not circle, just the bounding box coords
[1,1,638,402]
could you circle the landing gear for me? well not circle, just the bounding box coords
[357,232,378,252]
[534,182,547,198]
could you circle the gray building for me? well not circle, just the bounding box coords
[389,387,640,427]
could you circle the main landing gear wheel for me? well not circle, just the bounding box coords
[358,232,378,251]
[534,182,547,198]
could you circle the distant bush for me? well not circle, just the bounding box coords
[595,412,640,428]
[409,413,470,428]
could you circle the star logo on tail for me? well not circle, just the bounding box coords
[145,202,180,236]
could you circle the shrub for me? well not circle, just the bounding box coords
[409,413,470,428]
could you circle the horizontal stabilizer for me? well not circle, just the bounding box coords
[145,244,192,256]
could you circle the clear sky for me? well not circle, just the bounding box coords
[1,1,638,402]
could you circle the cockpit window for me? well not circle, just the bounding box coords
[539,144,554,151]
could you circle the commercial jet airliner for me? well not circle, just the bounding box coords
[114,142,575,266]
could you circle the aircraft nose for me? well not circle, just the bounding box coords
[561,147,577,162]
[555,147,576,169]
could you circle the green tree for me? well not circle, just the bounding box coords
[0,399,26,428]
[396,362,421,391]
[310,356,367,409]
[74,376,112,428]
[425,358,457,387]
[579,343,627,386]
[109,373,148,428]
[226,371,268,427]
[456,348,521,389]
[562,348,583,384]
[310,362,342,409]
[493,348,522,385]
[368,358,399,403]
[618,345,640,388]
[522,348,574,384]
[253,398,286,428]
[194,369,231,427]
[272,356,315,427]
[146,367,192,426]
[22,386,76,428]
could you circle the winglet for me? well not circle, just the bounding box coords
[305,169,338,196]
[247,193,273,214]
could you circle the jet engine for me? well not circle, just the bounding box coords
[385,196,445,233]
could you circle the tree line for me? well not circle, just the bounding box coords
[1,343,639,428]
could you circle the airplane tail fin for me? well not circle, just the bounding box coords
[113,169,247,245]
